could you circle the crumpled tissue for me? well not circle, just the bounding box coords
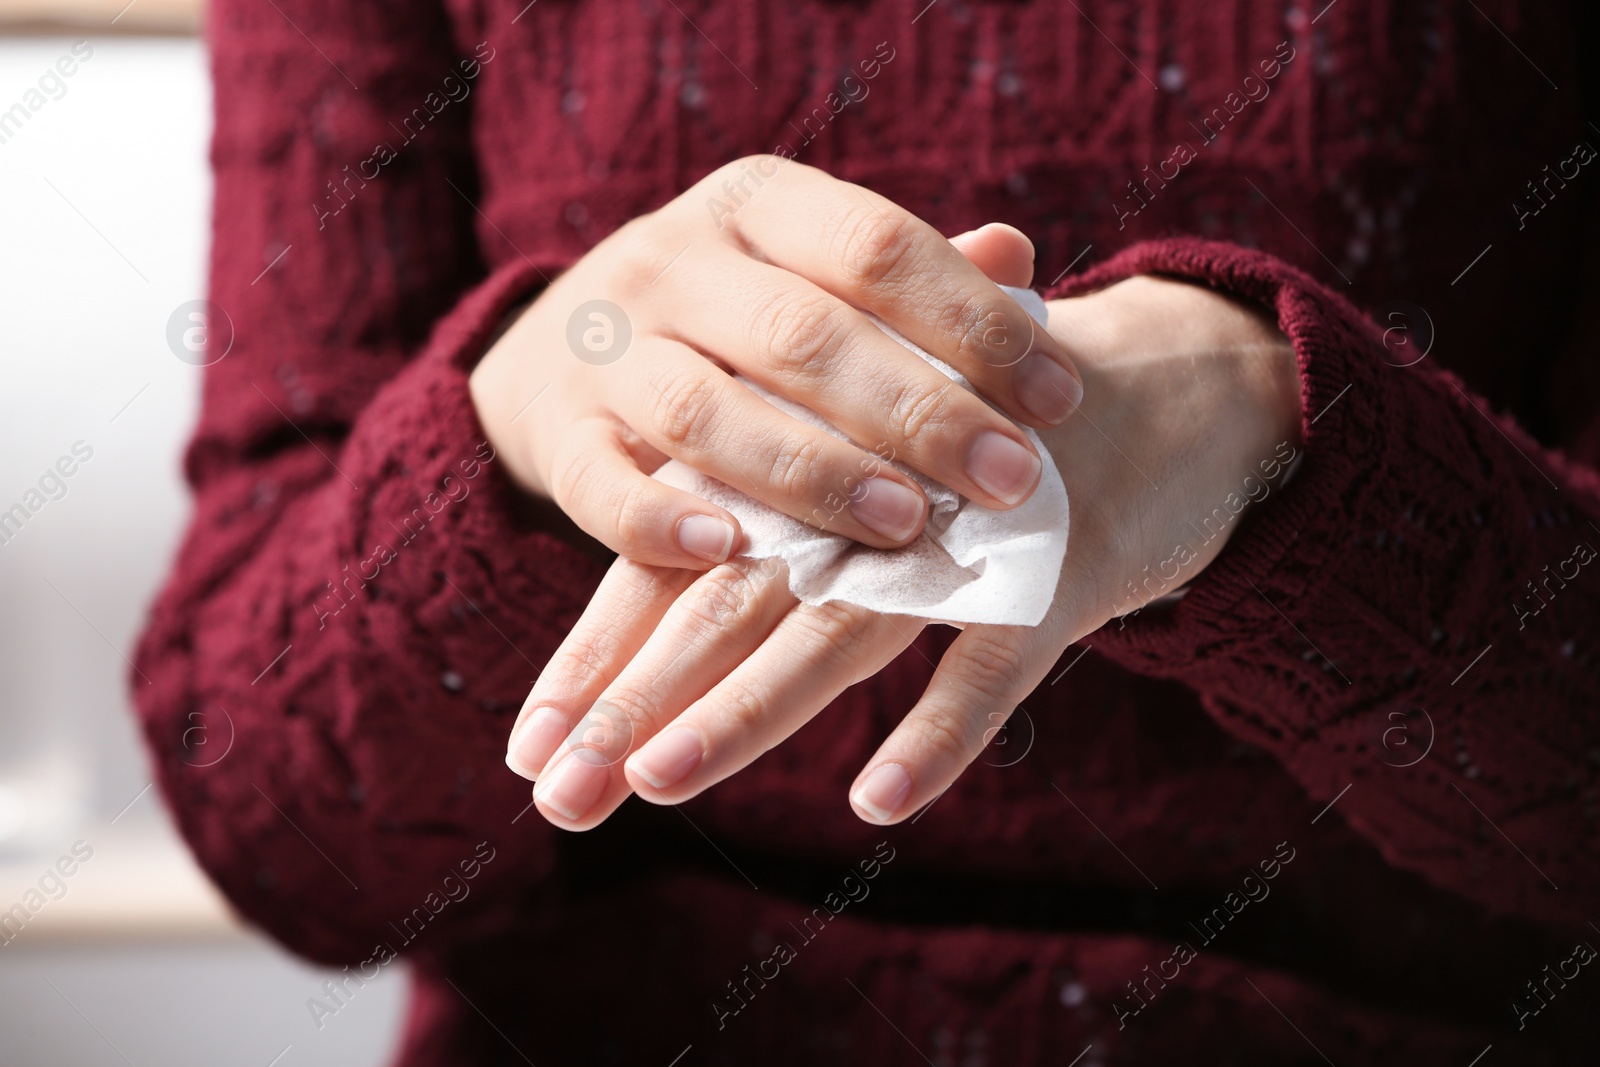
[653,286,1069,627]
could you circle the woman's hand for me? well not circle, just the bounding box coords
[506,270,1302,830]
[470,155,1084,568]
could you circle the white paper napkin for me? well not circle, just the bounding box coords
[653,286,1069,626]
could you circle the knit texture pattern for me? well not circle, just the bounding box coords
[132,0,1600,1063]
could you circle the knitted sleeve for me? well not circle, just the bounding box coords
[1046,238,1600,932]
[130,0,598,964]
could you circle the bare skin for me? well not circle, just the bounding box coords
[496,246,1301,829]
[470,156,1085,570]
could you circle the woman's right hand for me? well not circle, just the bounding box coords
[469,155,1084,568]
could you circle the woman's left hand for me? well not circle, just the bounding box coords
[506,268,1303,830]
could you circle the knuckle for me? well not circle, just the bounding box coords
[608,216,674,292]
[731,153,785,178]
[810,598,866,637]
[649,370,723,452]
[549,442,600,511]
[950,632,1029,701]
[742,551,790,588]
[913,706,982,766]
[832,207,920,292]
[885,377,960,448]
[793,602,896,686]
[607,478,659,557]
[612,211,660,245]
[550,628,625,693]
[692,155,792,210]
[944,292,1006,366]
[790,600,869,653]
[756,294,848,380]
[767,431,830,499]
[715,677,769,735]
[677,567,757,633]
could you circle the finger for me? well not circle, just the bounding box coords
[614,336,932,547]
[948,223,1036,288]
[726,160,1084,427]
[505,558,698,780]
[530,557,797,828]
[622,601,921,805]
[545,416,743,567]
[658,246,1043,509]
[847,622,1067,824]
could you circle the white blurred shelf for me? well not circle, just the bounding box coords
[0,0,199,33]
[0,34,405,1066]
[0,35,207,830]
[1,817,242,943]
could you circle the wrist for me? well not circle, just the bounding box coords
[1034,276,1302,626]
[469,308,554,503]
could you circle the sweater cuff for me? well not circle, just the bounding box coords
[426,255,566,374]
[1042,238,1384,677]
[339,252,597,639]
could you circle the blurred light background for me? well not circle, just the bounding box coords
[0,2,405,1062]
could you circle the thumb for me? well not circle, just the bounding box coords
[948,222,1036,288]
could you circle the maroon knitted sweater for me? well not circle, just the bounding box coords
[134,1,1600,1063]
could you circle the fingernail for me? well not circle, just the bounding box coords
[965,430,1041,506]
[533,751,611,821]
[677,513,736,563]
[1015,353,1083,424]
[848,477,925,542]
[852,763,913,823]
[505,706,569,781]
[628,725,705,790]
